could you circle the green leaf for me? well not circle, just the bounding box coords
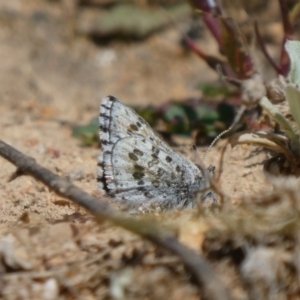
[72,117,99,146]
[286,85,300,131]
[199,83,235,98]
[195,104,219,122]
[220,17,255,79]
[136,106,160,128]
[164,105,190,134]
[230,131,293,160]
[259,96,300,154]
[285,40,300,86]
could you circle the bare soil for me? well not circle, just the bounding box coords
[0,1,285,299]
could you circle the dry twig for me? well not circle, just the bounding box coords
[0,139,232,300]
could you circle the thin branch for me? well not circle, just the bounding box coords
[0,139,232,300]
[254,22,281,74]
[279,0,294,39]
[190,1,224,48]
[160,6,234,78]
[278,0,293,75]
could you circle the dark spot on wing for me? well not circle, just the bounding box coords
[157,168,165,177]
[152,180,160,188]
[99,113,110,120]
[129,152,138,161]
[103,151,112,157]
[148,160,159,168]
[137,180,145,185]
[144,191,153,198]
[132,164,145,180]
[134,164,144,172]
[107,95,117,102]
[166,180,171,187]
[101,104,110,110]
[133,172,144,180]
[166,156,172,163]
[152,146,159,155]
[99,124,108,133]
[176,165,181,172]
[101,139,112,145]
[133,148,143,156]
[129,124,138,131]
[151,153,158,160]
[136,121,142,128]
[97,175,109,193]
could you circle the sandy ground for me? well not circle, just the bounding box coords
[0,1,278,299]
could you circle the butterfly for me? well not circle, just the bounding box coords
[97,95,218,211]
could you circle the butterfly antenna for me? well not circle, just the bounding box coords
[201,105,246,163]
